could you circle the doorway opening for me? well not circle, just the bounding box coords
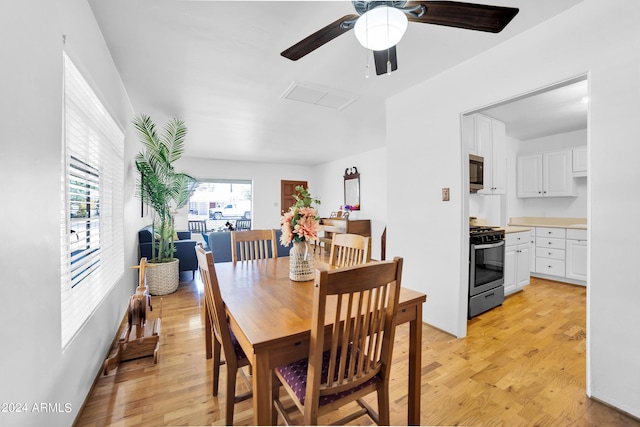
[461,74,590,335]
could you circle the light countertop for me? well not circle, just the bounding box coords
[508,217,587,230]
[498,226,532,234]
[470,218,532,233]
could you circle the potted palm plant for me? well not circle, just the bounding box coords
[134,114,197,295]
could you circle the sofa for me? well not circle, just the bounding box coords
[138,225,198,277]
[202,229,291,263]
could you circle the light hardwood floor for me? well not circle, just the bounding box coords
[76,275,639,426]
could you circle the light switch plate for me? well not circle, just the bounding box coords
[442,188,450,201]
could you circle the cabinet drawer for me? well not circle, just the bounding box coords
[536,237,566,250]
[536,247,565,260]
[469,286,505,318]
[536,258,566,276]
[536,227,566,238]
[566,228,587,241]
[506,232,529,247]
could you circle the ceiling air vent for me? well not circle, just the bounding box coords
[281,82,358,111]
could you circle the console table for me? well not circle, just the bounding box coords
[320,218,371,237]
[319,218,371,251]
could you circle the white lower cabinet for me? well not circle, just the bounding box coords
[535,227,566,276]
[536,257,566,277]
[504,231,530,295]
[531,227,587,285]
[529,229,536,273]
[566,229,588,282]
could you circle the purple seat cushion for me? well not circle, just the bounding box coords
[276,347,380,406]
[229,327,246,361]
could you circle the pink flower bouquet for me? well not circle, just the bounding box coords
[280,186,321,246]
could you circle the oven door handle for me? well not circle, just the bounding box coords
[472,240,505,250]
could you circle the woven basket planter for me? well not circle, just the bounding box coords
[146,258,180,295]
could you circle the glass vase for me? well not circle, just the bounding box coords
[289,241,315,281]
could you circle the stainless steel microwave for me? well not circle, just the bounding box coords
[469,154,484,193]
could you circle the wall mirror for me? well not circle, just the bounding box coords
[344,167,360,210]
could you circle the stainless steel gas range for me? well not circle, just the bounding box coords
[469,226,505,318]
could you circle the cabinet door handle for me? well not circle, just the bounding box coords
[548,252,552,255]
[548,242,552,245]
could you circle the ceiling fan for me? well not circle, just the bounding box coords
[281,1,519,76]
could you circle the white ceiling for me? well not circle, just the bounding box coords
[478,78,588,140]
[88,0,583,165]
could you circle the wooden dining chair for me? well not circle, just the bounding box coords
[230,229,278,262]
[195,245,252,425]
[273,257,404,425]
[234,219,252,231]
[329,233,371,267]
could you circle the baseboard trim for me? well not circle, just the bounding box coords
[589,395,640,423]
[531,272,586,287]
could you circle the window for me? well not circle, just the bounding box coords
[60,52,124,348]
[188,180,252,230]
[69,155,100,287]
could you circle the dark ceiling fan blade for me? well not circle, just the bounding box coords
[373,46,398,76]
[281,14,360,61]
[406,1,519,33]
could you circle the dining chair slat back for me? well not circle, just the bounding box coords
[231,229,278,262]
[273,257,404,425]
[329,233,371,267]
[195,244,251,425]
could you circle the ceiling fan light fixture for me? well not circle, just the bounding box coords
[354,6,408,51]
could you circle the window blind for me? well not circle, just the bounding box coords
[60,52,124,348]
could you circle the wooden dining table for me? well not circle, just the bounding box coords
[206,255,426,425]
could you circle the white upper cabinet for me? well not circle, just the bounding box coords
[464,114,477,154]
[488,119,507,194]
[469,114,506,195]
[517,149,576,198]
[516,154,543,198]
[544,150,575,197]
[572,146,587,177]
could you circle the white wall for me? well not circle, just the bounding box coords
[313,147,388,260]
[387,0,640,417]
[469,194,505,226]
[0,1,141,426]
[507,129,588,219]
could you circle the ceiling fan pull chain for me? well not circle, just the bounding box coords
[386,6,392,75]
[365,11,370,78]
